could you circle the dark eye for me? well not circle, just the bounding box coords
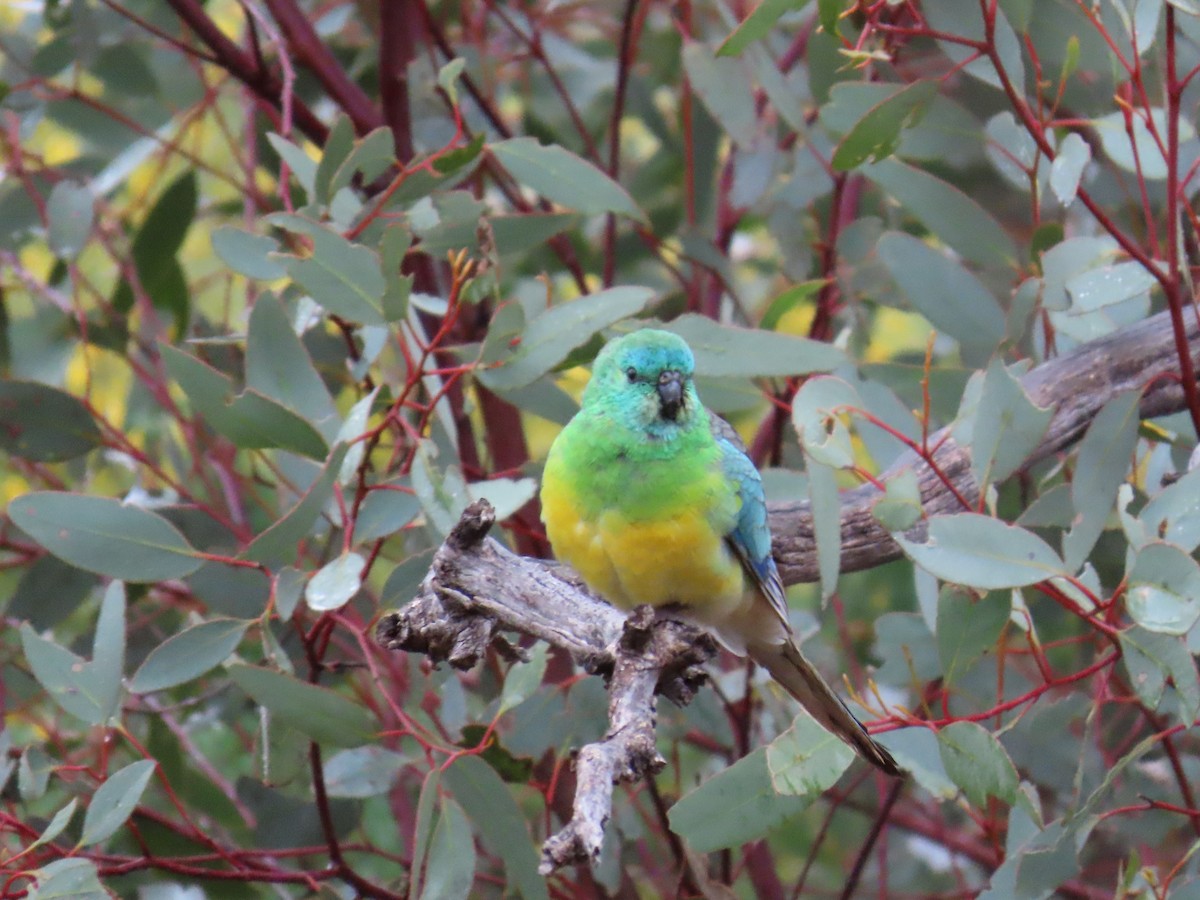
[625,367,637,383]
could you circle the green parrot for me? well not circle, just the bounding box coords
[540,328,900,775]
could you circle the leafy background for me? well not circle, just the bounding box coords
[2,0,1200,897]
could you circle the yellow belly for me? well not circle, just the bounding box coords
[541,480,746,620]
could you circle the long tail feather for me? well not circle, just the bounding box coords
[751,638,902,776]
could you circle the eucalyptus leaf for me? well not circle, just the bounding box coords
[764,710,854,795]
[896,514,1065,589]
[305,551,365,612]
[490,138,643,220]
[668,748,811,852]
[0,380,102,461]
[78,759,157,847]
[130,619,250,693]
[938,721,1018,807]
[10,492,201,582]
[229,663,375,747]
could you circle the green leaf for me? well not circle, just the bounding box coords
[305,551,365,612]
[681,42,757,139]
[211,226,287,280]
[429,55,464,102]
[497,643,549,717]
[246,292,339,439]
[353,486,420,544]
[876,231,1006,357]
[470,476,538,522]
[112,172,196,333]
[30,798,77,850]
[1126,542,1200,635]
[477,286,656,391]
[323,746,410,798]
[381,549,436,607]
[329,127,396,199]
[411,440,469,537]
[269,215,387,325]
[718,0,811,56]
[228,663,375,747]
[267,132,318,195]
[1120,626,1200,724]
[895,513,1065,589]
[1140,467,1200,552]
[938,721,1018,807]
[490,138,643,220]
[765,710,854,795]
[967,359,1054,485]
[875,727,957,799]
[822,83,983,168]
[872,468,922,532]
[28,858,106,900]
[874,612,941,685]
[46,180,94,259]
[817,0,841,35]
[130,618,250,693]
[792,376,859,469]
[1094,109,1194,180]
[443,755,549,900]
[10,492,201,581]
[421,797,476,900]
[242,443,348,564]
[336,387,378,483]
[807,460,841,600]
[315,114,355,205]
[668,748,811,852]
[0,380,102,461]
[380,223,413,321]
[759,280,826,332]
[20,626,105,724]
[923,0,1024,92]
[866,158,1018,268]
[89,581,126,722]
[832,80,939,170]
[20,746,51,800]
[410,771,442,900]
[491,213,576,258]
[1049,132,1090,206]
[666,314,845,377]
[1063,391,1140,570]
[936,587,1010,687]
[78,759,157,847]
[1067,261,1156,314]
[274,566,306,620]
[161,343,329,459]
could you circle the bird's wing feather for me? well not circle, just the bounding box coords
[709,414,791,631]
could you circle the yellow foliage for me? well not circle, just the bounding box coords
[864,307,933,363]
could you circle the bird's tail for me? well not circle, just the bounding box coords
[750,638,902,776]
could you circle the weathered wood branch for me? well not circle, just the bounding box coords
[376,305,1200,872]
[375,501,716,870]
[772,306,1200,582]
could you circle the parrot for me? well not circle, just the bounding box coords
[539,328,900,776]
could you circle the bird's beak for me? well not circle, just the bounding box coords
[657,370,685,420]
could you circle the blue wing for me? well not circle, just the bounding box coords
[710,415,791,630]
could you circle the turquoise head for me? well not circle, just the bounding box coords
[583,329,704,437]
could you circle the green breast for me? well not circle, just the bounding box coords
[552,406,738,529]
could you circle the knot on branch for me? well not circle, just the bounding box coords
[374,589,498,670]
[616,606,718,707]
[446,498,496,550]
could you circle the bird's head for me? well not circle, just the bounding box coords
[584,329,703,434]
